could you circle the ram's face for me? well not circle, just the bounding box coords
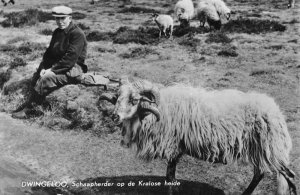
[98,80,161,148]
[112,85,141,123]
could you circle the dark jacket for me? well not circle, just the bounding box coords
[38,21,88,74]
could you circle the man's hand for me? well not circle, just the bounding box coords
[40,69,55,77]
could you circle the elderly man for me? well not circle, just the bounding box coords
[12,5,88,119]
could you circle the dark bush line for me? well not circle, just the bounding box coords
[173,25,209,37]
[1,9,86,27]
[1,9,53,27]
[87,26,159,45]
[223,18,286,34]
[118,6,160,14]
[0,42,46,56]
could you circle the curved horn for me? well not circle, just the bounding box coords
[132,80,160,105]
[99,93,118,105]
[140,102,160,121]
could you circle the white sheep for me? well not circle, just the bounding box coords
[100,79,297,195]
[151,13,174,38]
[174,0,195,27]
[288,0,295,8]
[195,0,231,30]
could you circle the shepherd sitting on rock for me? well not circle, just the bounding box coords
[12,5,88,119]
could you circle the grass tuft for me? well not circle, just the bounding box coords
[218,46,238,57]
[9,57,27,69]
[205,32,232,44]
[120,47,158,58]
[39,28,53,36]
[250,67,283,76]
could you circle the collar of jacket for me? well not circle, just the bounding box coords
[62,21,75,34]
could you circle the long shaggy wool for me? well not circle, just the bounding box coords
[195,0,231,23]
[132,85,292,173]
[174,0,195,21]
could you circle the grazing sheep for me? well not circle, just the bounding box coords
[288,0,295,8]
[195,0,231,30]
[1,0,14,6]
[151,13,174,38]
[100,79,297,195]
[174,0,194,27]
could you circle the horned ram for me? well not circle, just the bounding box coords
[99,79,297,195]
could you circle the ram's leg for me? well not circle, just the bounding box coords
[163,27,167,37]
[166,159,177,182]
[242,167,264,195]
[169,25,173,39]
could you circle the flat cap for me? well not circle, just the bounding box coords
[52,6,72,17]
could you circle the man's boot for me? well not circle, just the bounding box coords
[11,91,45,119]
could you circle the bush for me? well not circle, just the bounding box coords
[86,30,114,42]
[72,12,86,20]
[1,9,53,27]
[173,26,209,37]
[223,18,286,34]
[113,26,158,45]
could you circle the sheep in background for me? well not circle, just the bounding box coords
[195,0,231,30]
[1,0,14,6]
[174,0,194,27]
[288,0,295,8]
[151,13,174,38]
[100,79,297,195]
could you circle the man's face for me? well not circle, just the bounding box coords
[55,16,71,29]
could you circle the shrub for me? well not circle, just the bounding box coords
[223,18,286,34]
[86,30,114,42]
[72,12,86,20]
[113,26,158,45]
[173,26,208,37]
